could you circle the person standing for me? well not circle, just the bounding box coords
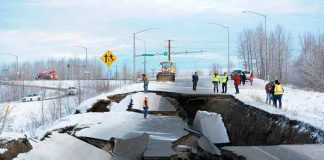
[143,96,149,119]
[273,80,284,109]
[265,82,273,104]
[221,72,228,93]
[241,72,247,86]
[249,73,254,86]
[192,72,199,91]
[212,72,221,93]
[142,74,149,92]
[270,81,275,105]
[233,73,241,94]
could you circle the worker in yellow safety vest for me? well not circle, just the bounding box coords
[273,80,284,109]
[212,72,221,93]
[221,72,228,93]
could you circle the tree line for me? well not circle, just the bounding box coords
[237,24,324,92]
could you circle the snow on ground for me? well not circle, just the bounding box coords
[0,148,7,154]
[0,96,78,138]
[0,132,26,141]
[0,79,132,138]
[12,79,131,89]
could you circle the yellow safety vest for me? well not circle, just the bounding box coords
[274,84,284,95]
[212,75,220,82]
[222,74,228,83]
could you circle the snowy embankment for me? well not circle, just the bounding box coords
[0,80,132,138]
[231,79,324,134]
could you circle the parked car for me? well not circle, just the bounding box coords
[67,87,78,95]
[230,70,242,80]
[22,94,41,102]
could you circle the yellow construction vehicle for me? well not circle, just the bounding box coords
[156,61,176,82]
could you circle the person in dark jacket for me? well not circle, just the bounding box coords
[270,81,275,105]
[234,73,241,94]
[265,82,273,104]
[192,72,199,91]
[241,72,247,86]
[221,72,228,93]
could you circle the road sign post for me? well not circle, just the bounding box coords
[101,50,117,80]
[101,50,117,67]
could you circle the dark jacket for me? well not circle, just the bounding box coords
[241,74,247,81]
[265,83,272,93]
[270,84,275,94]
[192,74,199,82]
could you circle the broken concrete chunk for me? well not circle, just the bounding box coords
[193,110,230,144]
[113,133,149,160]
[197,136,221,155]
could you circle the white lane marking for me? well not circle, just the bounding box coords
[252,146,280,160]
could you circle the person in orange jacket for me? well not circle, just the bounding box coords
[143,96,149,119]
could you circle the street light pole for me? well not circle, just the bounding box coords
[208,22,230,74]
[136,38,147,75]
[242,11,267,80]
[76,45,88,79]
[133,28,159,81]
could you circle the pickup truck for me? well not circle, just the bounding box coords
[22,94,41,102]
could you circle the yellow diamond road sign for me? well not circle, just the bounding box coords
[101,50,117,67]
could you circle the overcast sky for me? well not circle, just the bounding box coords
[1,0,323,73]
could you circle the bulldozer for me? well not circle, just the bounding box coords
[156,40,206,82]
[156,40,176,82]
[156,61,176,82]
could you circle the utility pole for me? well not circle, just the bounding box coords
[151,69,155,79]
[168,40,171,62]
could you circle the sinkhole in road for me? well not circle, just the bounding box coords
[155,91,324,145]
[107,91,324,146]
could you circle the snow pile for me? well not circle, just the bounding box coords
[192,111,230,144]
[0,148,7,154]
[0,132,26,141]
